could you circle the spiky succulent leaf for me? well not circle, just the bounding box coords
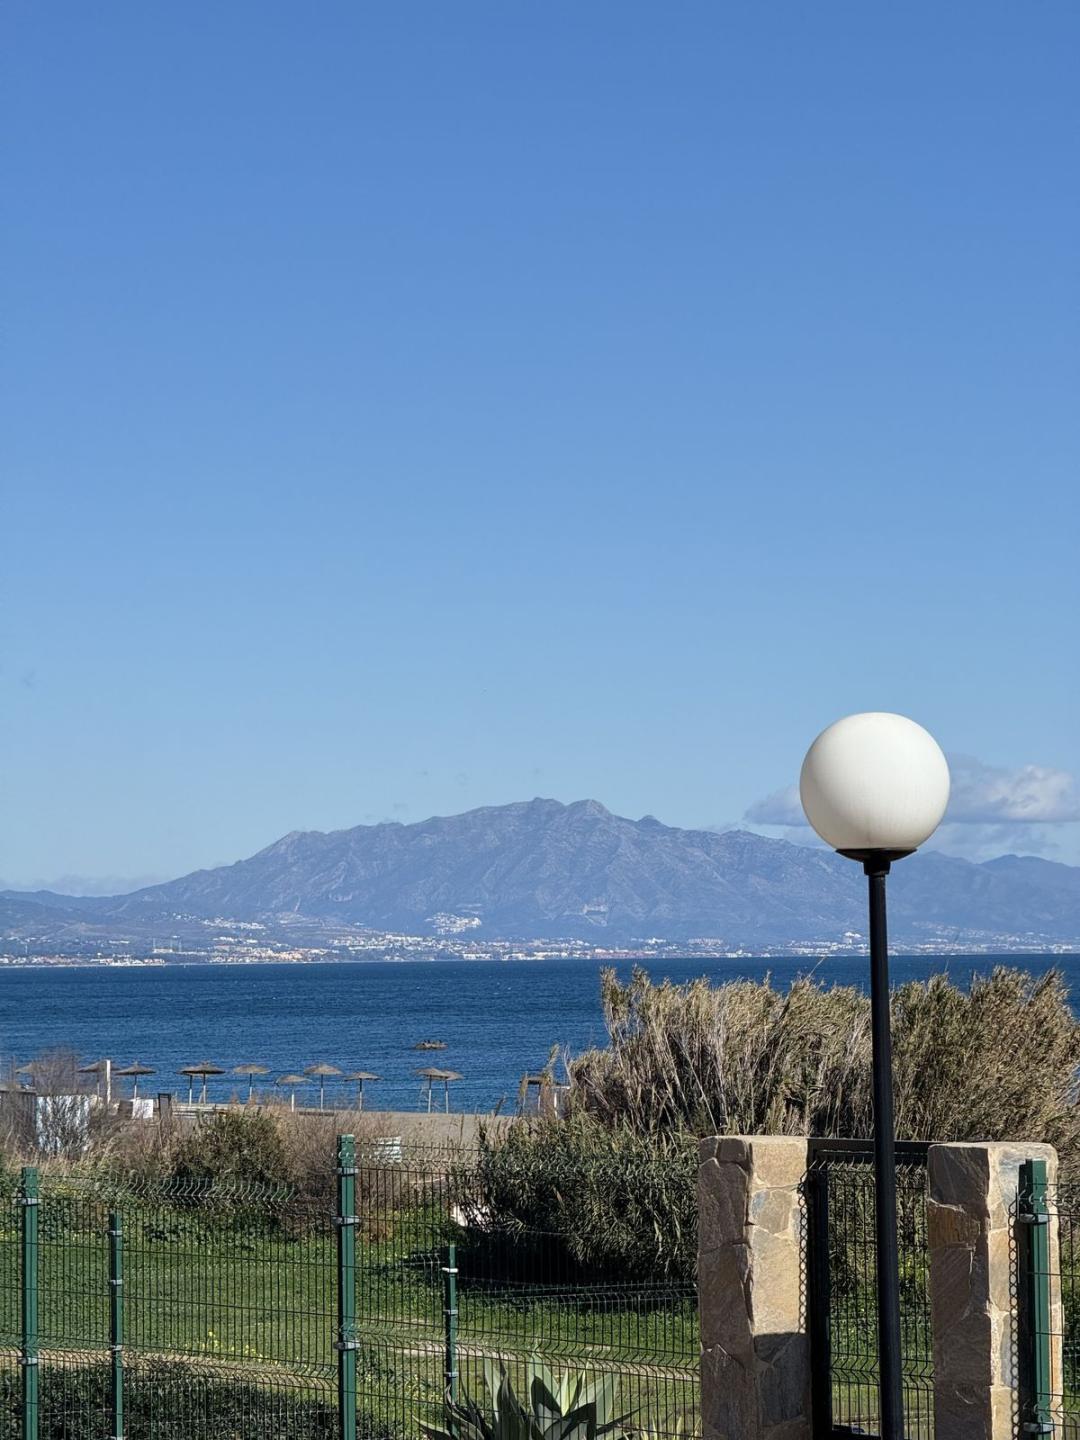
[528,1359,562,1432]
[421,1358,635,1440]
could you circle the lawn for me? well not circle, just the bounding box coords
[0,1185,698,1438]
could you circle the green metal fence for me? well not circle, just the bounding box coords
[1015,1160,1080,1440]
[0,1140,698,1439]
[805,1140,935,1440]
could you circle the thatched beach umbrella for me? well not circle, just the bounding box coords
[416,1067,462,1114]
[343,1071,380,1111]
[180,1061,225,1104]
[305,1063,342,1111]
[114,1062,156,1100]
[233,1063,269,1103]
[16,1062,45,1093]
[276,1073,307,1111]
[79,1058,114,1105]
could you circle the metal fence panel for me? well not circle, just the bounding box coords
[806,1141,934,1440]
[0,1142,698,1439]
[353,1145,698,1440]
[1,1175,22,1437]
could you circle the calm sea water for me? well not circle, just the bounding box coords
[0,954,1074,1113]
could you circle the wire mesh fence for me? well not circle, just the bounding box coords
[0,1141,698,1439]
[351,1146,698,1439]
[805,1142,935,1440]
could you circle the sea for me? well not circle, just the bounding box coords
[0,953,1075,1114]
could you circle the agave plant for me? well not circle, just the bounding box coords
[632,1416,700,1440]
[422,1357,634,1440]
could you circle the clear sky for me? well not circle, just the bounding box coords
[4,2,1079,890]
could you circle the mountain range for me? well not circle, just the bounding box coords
[3,798,1080,952]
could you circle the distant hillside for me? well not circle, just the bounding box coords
[4,798,1080,950]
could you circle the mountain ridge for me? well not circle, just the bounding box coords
[3,798,1079,950]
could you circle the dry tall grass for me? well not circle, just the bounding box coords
[0,1100,415,1197]
[569,966,1080,1162]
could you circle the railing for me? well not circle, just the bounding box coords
[0,1139,697,1439]
[805,1140,934,1440]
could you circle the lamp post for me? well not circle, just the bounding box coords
[800,712,950,1440]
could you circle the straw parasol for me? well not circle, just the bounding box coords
[179,1061,225,1104]
[343,1071,380,1111]
[276,1073,307,1111]
[16,1062,46,1092]
[233,1063,269,1103]
[305,1063,342,1111]
[415,1067,462,1114]
[114,1062,156,1100]
[78,1058,115,1104]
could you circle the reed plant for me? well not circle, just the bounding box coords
[568,966,1080,1161]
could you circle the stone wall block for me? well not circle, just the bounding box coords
[928,1140,1059,1440]
[699,1136,810,1440]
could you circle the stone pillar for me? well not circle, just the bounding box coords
[927,1141,1060,1440]
[698,1136,810,1440]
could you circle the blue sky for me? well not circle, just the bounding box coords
[3,2,1079,889]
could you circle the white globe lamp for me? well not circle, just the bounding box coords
[799,712,950,1440]
[800,711,950,857]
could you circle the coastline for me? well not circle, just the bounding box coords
[2,942,1079,971]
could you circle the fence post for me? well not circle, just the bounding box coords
[109,1209,124,1440]
[928,1141,1059,1440]
[19,1165,39,1440]
[443,1240,459,1423]
[336,1134,358,1440]
[805,1165,832,1440]
[1019,1158,1054,1437]
[698,1136,811,1440]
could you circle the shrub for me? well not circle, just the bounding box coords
[890,968,1080,1159]
[465,965,1080,1279]
[462,1114,697,1283]
[172,1108,296,1191]
[0,1360,401,1440]
[570,968,871,1138]
[569,966,1080,1164]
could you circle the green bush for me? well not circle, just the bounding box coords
[462,1115,697,1284]
[0,1360,401,1440]
[172,1109,295,1190]
[465,966,1080,1284]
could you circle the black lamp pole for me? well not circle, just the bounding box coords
[841,847,912,1440]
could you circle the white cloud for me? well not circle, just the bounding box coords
[743,755,1080,864]
[744,784,804,826]
[925,821,1080,864]
[944,755,1080,824]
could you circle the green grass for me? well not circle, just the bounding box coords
[0,1190,698,1438]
